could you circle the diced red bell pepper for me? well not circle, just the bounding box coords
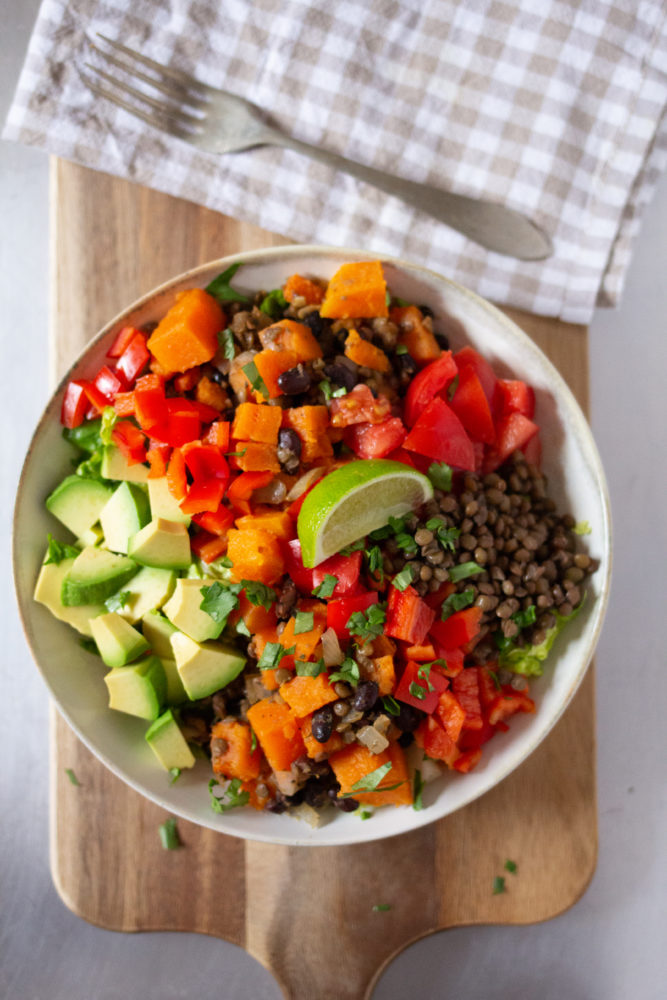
[403,351,458,427]
[386,584,435,645]
[483,412,539,474]
[344,417,407,459]
[182,442,229,483]
[226,471,274,511]
[395,659,449,714]
[114,391,136,417]
[431,645,465,678]
[451,668,484,730]
[313,549,362,597]
[148,398,201,447]
[487,688,535,726]
[190,529,228,563]
[193,505,235,535]
[133,373,166,431]
[166,447,188,501]
[111,420,147,465]
[60,380,90,429]
[190,400,221,423]
[384,447,417,468]
[403,396,476,471]
[94,364,128,399]
[414,716,460,766]
[458,718,497,750]
[180,478,227,516]
[146,441,171,479]
[204,421,231,451]
[282,539,316,593]
[449,365,496,445]
[477,666,501,709]
[82,379,112,414]
[115,331,150,384]
[107,325,141,359]
[452,748,483,773]
[496,379,535,419]
[172,367,201,393]
[429,607,483,649]
[326,591,378,641]
[453,346,498,409]
[435,690,466,742]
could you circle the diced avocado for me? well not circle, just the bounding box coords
[147,477,191,526]
[145,709,196,770]
[171,632,246,700]
[100,481,151,555]
[90,612,150,667]
[160,656,188,705]
[110,567,176,624]
[104,654,166,720]
[61,546,139,606]
[77,523,105,548]
[33,557,105,636]
[163,578,222,642]
[100,445,149,483]
[141,610,178,658]
[46,475,112,537]
[128,518,191,570]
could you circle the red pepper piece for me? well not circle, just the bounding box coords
[449,365,496,445]
[521,431,542,468]
[82,379,112,414]
[166,448,188,501]
[344,416,407,459]
[383,447,417,468]
[403,351,458,427]
[182,442,229,483]
[414,715,460,766]
[189,400,221,424]
[451,668,484,730]
[429,607,482,649]
[403,396,476,471]
[226,471,274,512]
[487,688,535,726]
[453,346,498,409]
[146,442,171,479]
[149,398,201,447]
[107,325,141,359]
[477,665,500,709]
[60,380,90,429]
[116,331,150,384]
[385,585,435,645]
[482,412,539,474]
[133,374,167,431]
[111,420,147,465]
[395,659,449,714]
[496,379,535,419]
[326,591,378,641]
[435,689,466,742]
[190,530,228,563]
[431,645,464,678]
[113,391,136,417]
[452,747,483,773]
[282,539,315,593]
[204,421,231,451]
[94,364,128,399]
[192,505,235,536]
[180,478,227,516]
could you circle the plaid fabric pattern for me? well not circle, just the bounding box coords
[4,0,667,322]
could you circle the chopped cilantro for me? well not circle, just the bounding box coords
[295,658,326,677]
[504,859,517,873]
[366,545,384,580]
[448,561,484,583]
[319,379,348,401]
[312,574,338,598]
[350,762,393,793]
[218,327,235,359]
[158,816,182,850]
[208,777,249,813]
[241,580,276,610]
[105,590,131,613]
[395,343,409,355]
[294,610,315,635]
[426,518,460,552]
[205,262,250,304]
[417,663,435,691]
[492,876,506,895]
[168,767,181,785]
[257,642,295,671]
[409,681,427,701]
[427,461,453,491]
[382,695,401,716]
[199,581,242,629]
[446,374,459,401]
[328,656,360,687]
[346,603,386,641]
[259,287,288,319]
[65,768,80,786]
[392,564,414,591]
[412,769,425,811]
[44,534,80,566]
[226,448,248,457]
[573,520,592,535]
[488,669,502,691]
[372,903,392,912]
[512,605,537,629]
[339,538,366,556]
[236,618,251,638]
[385,290,392,307]
[395,532,418,557]
[219,555,233,568]
[250,729,257,752]
[440,588,475,620]
[358,808,374,820]
[242,360,269,399]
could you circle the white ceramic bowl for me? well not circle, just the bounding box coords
[13,246,611,846]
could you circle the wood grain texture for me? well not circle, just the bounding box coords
[49,159,597,1000]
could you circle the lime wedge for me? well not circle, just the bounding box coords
[297,459,434,568]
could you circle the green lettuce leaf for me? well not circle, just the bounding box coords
[498,600,585,677]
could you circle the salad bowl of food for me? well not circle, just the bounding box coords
[13,247,611,846]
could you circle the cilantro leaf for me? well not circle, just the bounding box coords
[512,605,537,629]
[208,777,249,813]
[259,288,288,319]
[257,642,296,670]
[448,561,484,583]
[158,816,182,850]
[358,808,374,820]
[440,588,475,620]
[346,603,386,642]
[241,580,276,610]
[236,618,251,638]
[492,876,506,895]
[417,663,435,691]
[44,534,80,566]
[426,518,461,553]
[63,418,103,454]
[372,903,392,912]
[218,327,236,359]
[382,695,401,716]
[339,538,366,556]
[366,545,384,580]
[392,564,414,592]
[350,762,393,793]
[395,532,418,557]
[504,859,517,873]
[295,658,326,677]
[105,590,131,613]
[168,767,181,785]
[427,462,453,491]
[242,360,269,399]
[199,581,242,629]
[250,729,257,752]
[395,343,409,355]
[205,263,250,304]
[412,769,425,811]
[294,611,315,635]
[65,768,80,786]
[409,681,427,701]
[328,656,360,687]
[573,520,592,535]
[319,378,347,401]
[312,574,338,598]
[446,375,459,401]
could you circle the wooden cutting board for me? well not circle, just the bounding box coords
[49,158,597,1000]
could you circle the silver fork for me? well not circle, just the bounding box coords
[82,34,552,261]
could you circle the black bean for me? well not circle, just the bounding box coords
[322,361,359,391]
[303,311,326,336]
[277,364,311,394]
[398,731,415,748]
[396,702,425,732]
[396,352,418,380]
[353,680,379,713]
[330,792,359,812]
[278,427,302,458]
[419,304,435,318]
[311,704,334,743]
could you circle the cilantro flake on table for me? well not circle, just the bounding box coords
[44,534,80,566]
[199,581,242,629]
[372,903,392,912]
[65,768,80,787]
[158,816,182,850]
[504,859,517,874]
[312,574,338,598]
[205,262,250,304]
[492,875,506,895]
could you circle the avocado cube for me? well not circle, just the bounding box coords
[145,709,195,770]
[100,445,149,483]
[160,656,188,705]
[163,578,223,642]
[61,546,139,606]
[33,556,105,637]
[110,566,176,624]
[46,474,112,537]
[170,632,246,700]
[77,523,105,548]
[147,477,191,526]
[128,518,191,570]
[141,610,178,658]
[90,612,150,667]
[99,481,151,555]
[104,654,166,720]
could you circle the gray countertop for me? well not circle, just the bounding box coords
[2,5,665,998]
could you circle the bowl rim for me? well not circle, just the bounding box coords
[13,244,612,846]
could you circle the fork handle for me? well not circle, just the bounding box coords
[266,131,551,260]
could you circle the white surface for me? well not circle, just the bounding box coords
[2,5,665,998]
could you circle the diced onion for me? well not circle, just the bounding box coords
[253,478,287,505]
[321,627,344,666]
[286,466,326,502]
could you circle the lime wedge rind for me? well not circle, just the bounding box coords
[297,459,434,568]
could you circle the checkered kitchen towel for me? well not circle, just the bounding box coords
[4,0,667,322]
